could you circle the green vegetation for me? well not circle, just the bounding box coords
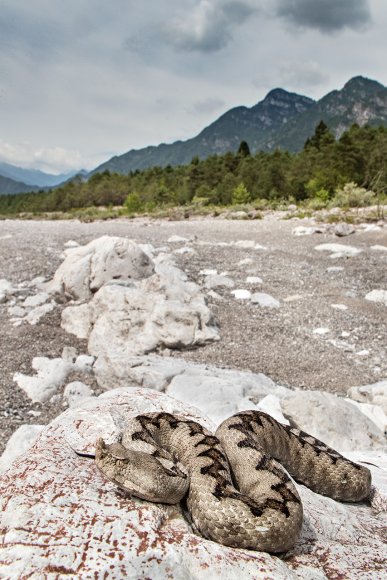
[0,123,386,218]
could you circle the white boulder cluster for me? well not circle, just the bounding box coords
[49,236,219,361]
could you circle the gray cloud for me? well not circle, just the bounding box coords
[164,0,257,53]
[276,0,371,33]
[189,97,225,115]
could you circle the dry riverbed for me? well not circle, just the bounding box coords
[0,213,386,454]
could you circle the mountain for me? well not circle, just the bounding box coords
[273,76,387,151]
[92,76,387,175]
[92,89,314,174]
[0,174,39,195]
[0,161,79,188]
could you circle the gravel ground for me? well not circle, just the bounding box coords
[0,214,386,454]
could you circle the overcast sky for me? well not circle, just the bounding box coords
[0,0,386,174]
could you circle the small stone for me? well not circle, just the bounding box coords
[331,304,348,311]
[365,290,387,306]
[251,293,280,309]
[234,240,255,248]
[173,247,196,255]
[8,305,26,317]
[63,382,94,408]
[167,235,188,243]
[313,328,330,335]
[315,243,362,258]
[204,275,235,289]
[231,289,252,300]
[334,223,355,237]
[64,240,80,248]
[246,276,263,285]
[23,292,50,308]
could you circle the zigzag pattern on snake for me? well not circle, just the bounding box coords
[95,410,371,553]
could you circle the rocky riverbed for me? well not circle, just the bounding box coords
[0,213,386,455]
[0,213,386,578]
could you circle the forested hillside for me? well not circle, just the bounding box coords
[0,123,386,215]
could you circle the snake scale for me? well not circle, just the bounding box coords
[95,410,371,553]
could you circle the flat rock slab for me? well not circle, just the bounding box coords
[0,388,386,579]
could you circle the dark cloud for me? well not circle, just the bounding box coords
[276,0,371,33]
[165,0,257,53]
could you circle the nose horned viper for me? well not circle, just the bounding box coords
[95,410,371,553]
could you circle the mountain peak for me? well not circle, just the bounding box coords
[343,75,385,92]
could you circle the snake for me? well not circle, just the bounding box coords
[94,410,372,553]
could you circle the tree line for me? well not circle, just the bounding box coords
[0,122,386,215]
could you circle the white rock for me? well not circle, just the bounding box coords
[0,388,385,579]
[173,246,196,255]
[23,292,50,308]
[29,276,46,287]
[281,391,385,451]
[331,304,348,311]
[347,381,387,414]
[7,305,26,317]
[313,327,330,335]
[346,399,387,435]
[234,240,256,248]
[63,239,80,248]
[0,425,44,475]
[327,266,344,273]
[204,274,235,289]
[74,354,95,373]
[315,243,362,258]
[292,226,320,236]
[24,302,55,325]
[371,245,387,252]
[168,235,189,243]
[199,268,217,276]
[61,303,92,339]
[48,236,154,300]
[0,278,15,302]
[251,293,281,309]
[63,273,219,362]
[231,289,252,300]
[246,276,263,284]
[255,395,289,425]
[365,289,387,306]
[63,381,94,408]
[334,223,355,237]
[14,357,74,403]
[238,258,254,266]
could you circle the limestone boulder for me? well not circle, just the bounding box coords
[281,390,386,451]
[47,236,154,300]
[0,388,385,579]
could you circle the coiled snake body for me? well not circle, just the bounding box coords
[95,410,371,553]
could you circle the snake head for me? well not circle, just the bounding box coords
[94,437,189,504]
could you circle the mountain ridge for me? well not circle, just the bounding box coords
[92,76,387,175]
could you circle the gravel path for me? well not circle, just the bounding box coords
[0,215,386,454]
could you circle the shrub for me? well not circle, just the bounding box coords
[232,182,251,205]
[331,182,376,208]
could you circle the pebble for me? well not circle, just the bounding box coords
[230,289,251,300]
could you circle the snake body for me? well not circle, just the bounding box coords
[95,410,371,553]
